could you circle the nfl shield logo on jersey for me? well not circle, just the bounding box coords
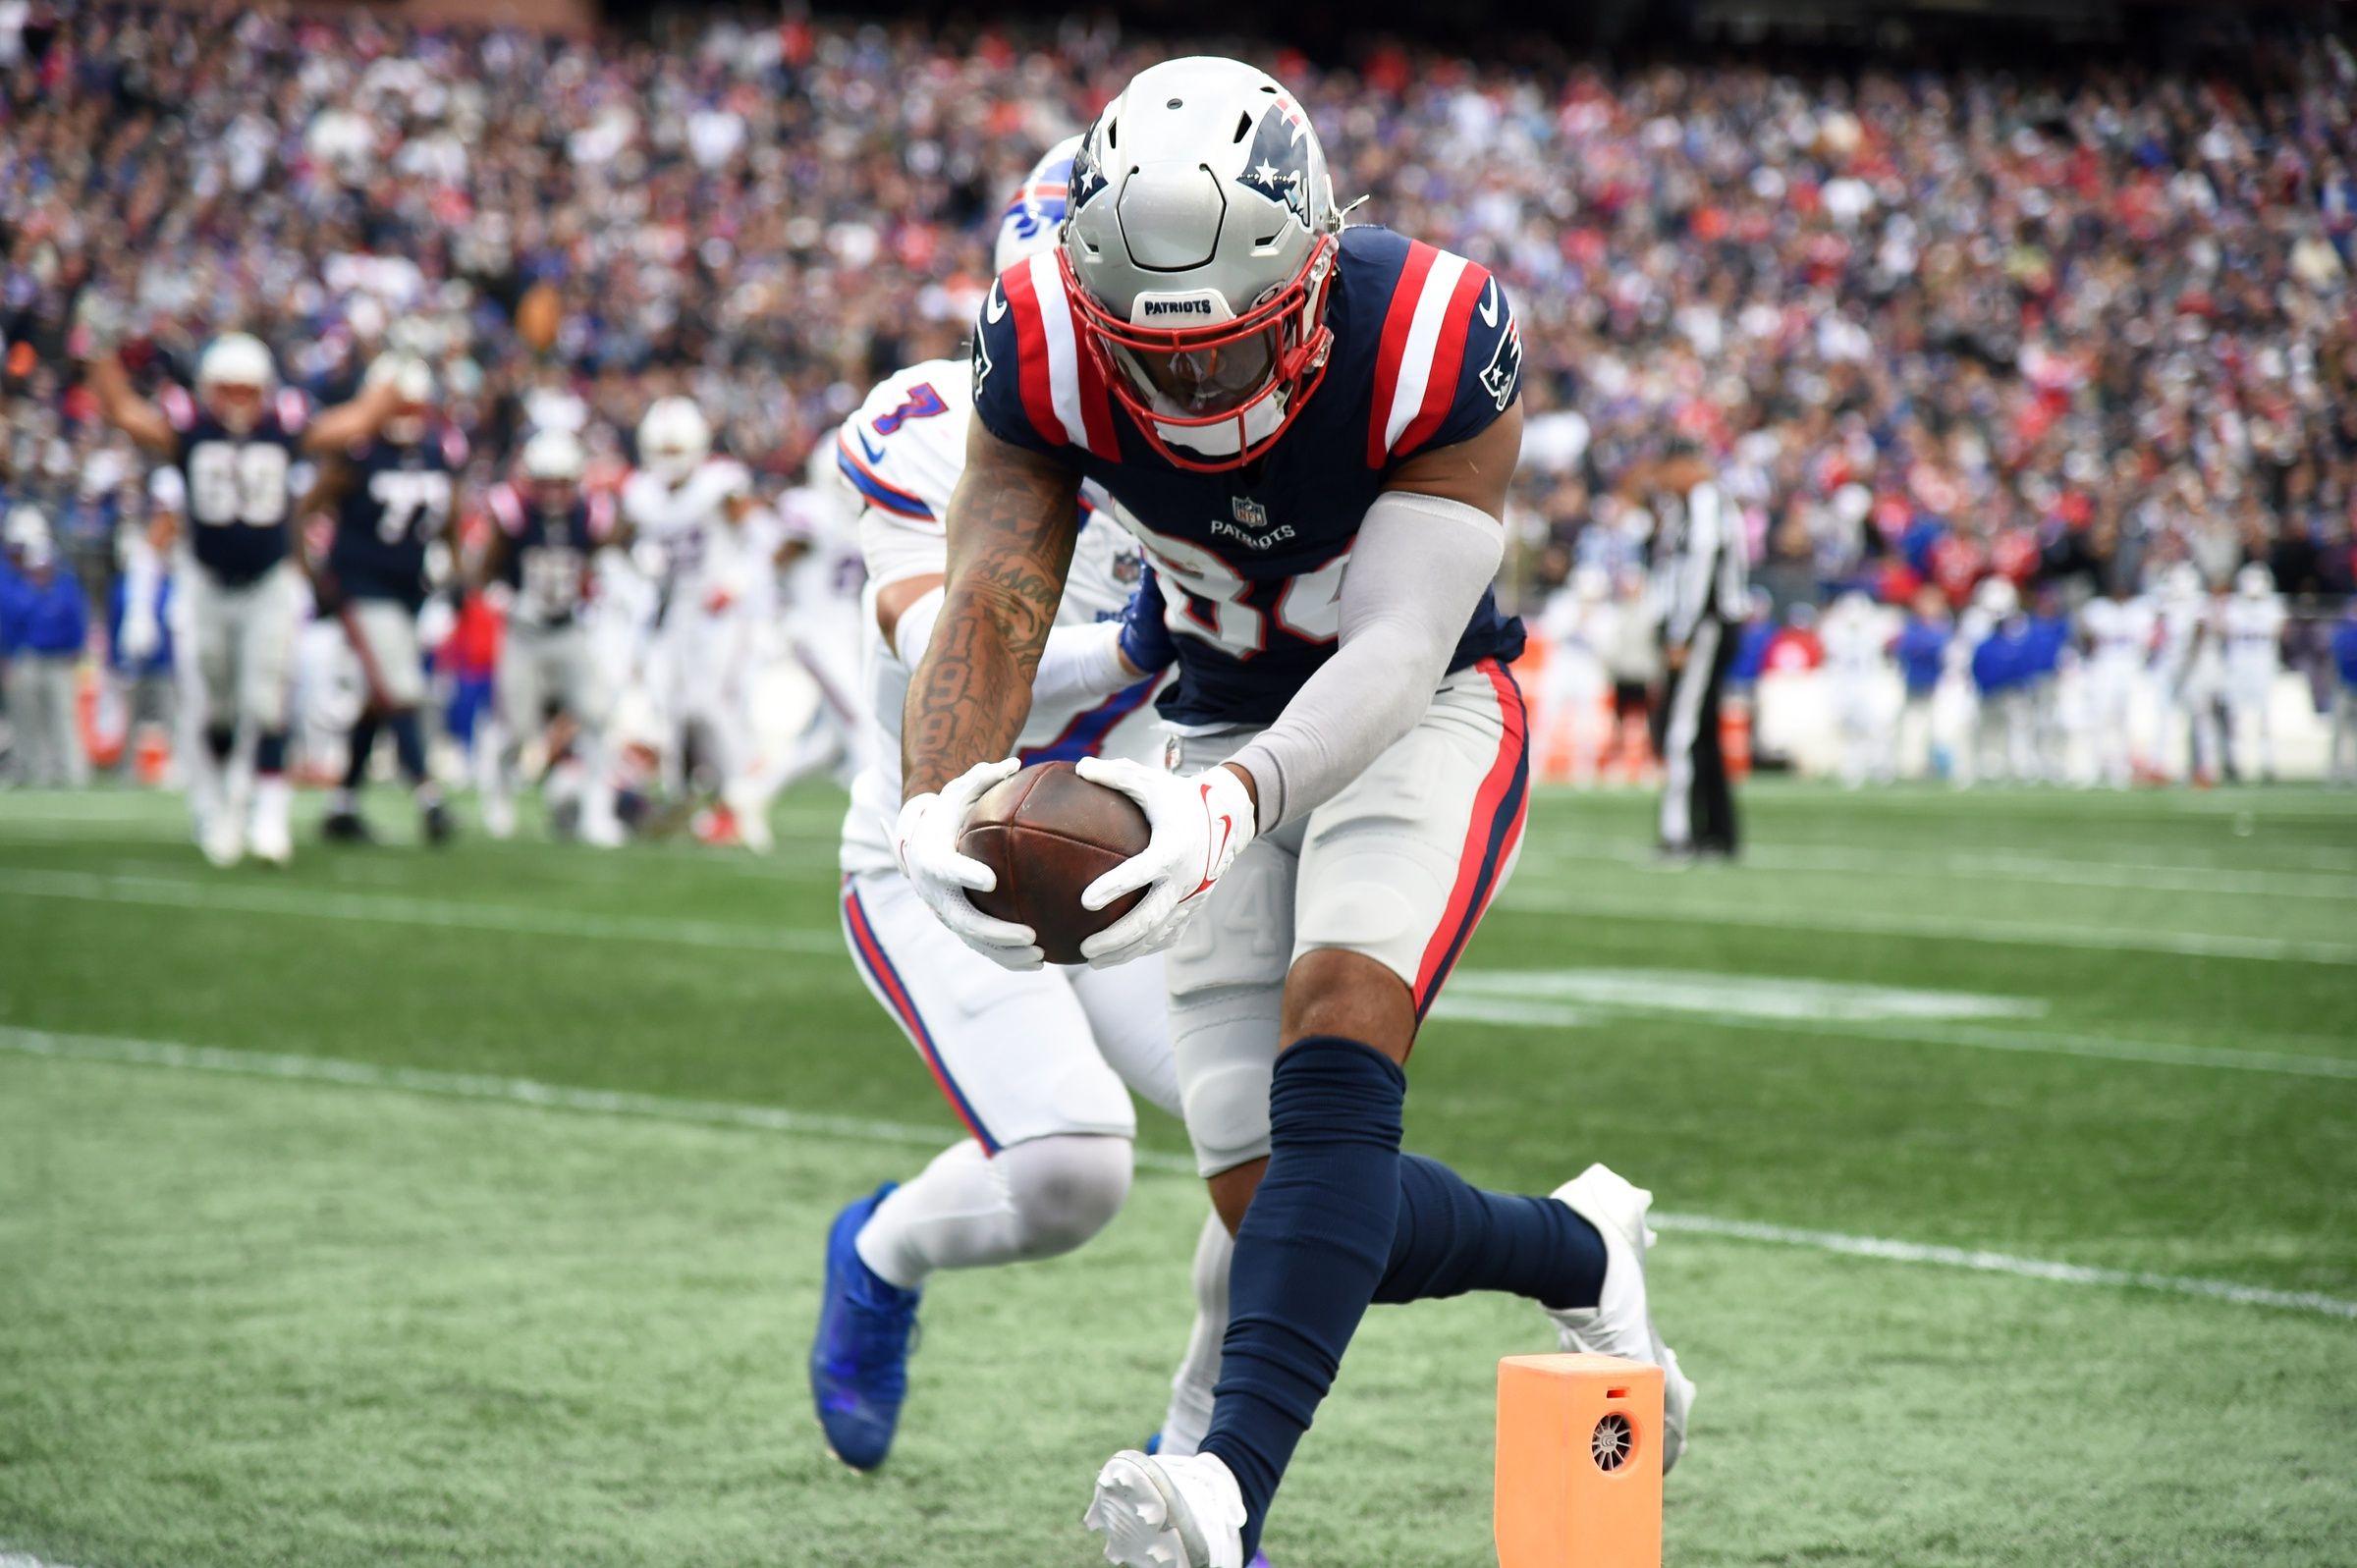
[1232,496,1270,531]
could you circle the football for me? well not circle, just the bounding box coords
[958,761,1150,964]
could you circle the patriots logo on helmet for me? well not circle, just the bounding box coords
[1236,103,1312,228]
[1070,134,1111,211]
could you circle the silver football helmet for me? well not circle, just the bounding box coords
[365,352,436,446]
[637,397,711,485]
[1059,56,1343,470]
[521,426,585,512]
[196,332,277,435]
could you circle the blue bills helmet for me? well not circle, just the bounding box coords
[995,136,1083,274]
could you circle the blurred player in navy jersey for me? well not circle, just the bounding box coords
[82,308,402,865]
[307,355,462,846]
[475,427,625,846]
[885,57,1691,1568]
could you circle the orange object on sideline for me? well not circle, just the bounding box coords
[1496,1354,1663,1568]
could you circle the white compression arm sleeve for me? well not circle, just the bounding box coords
[892,586,1134,708]
[1225,490,1506,832]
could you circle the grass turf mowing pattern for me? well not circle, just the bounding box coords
[2,783,2353,1566]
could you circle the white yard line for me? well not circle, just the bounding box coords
[11,858,2343,969]
[1490,885,2357,964]
[1512,838,2357,900]
[1425,995,2357,1081]
[1650,1213,2357,1321]
[0,868,842,955]
[5,1024,2351,1323]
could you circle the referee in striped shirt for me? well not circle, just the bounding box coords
[1642,442,1747,860]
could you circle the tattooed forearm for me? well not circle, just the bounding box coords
[902,425,1080,796]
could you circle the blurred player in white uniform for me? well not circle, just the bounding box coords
[2220,564,2287,782]
[765,439,871,791]
[478,429,624,844]
[2155,564,2223,784]
[2077,580,2156,788]
[809,143,1250,1522]
[1820,589,1894,787]
[1534,564,1612,784]
[620,397,779,849]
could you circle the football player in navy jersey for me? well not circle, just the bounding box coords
[306,355,462,846]
[474,427,625,846]
[83,314,403,866]
[889,59,1692,1567]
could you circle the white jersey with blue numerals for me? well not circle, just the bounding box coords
[838,356,1166,875]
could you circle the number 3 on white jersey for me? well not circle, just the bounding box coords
[1124,514,1346,658]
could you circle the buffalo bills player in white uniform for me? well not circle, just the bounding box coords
[84,319,401,866]
[887,60,1690,1568]
[621,398,780,849]
[2220,563,2287,781]
[810,143,1253,1518]
[2078,581,2158,787]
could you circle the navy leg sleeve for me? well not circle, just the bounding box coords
[1375,1155,1606,1312]
[1200,1037,1403,1559]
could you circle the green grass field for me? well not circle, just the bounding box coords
[3,781,2353,1568]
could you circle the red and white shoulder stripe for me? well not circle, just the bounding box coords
[999,253,1120,458]
[1367,242,1494,468]
[274,386,311,435]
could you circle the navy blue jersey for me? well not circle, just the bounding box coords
[327,429,465,608]
[972,225,1525,727]
[163,387,309,585]
[488,482,611,626]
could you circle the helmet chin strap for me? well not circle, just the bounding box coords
[1151,386,1288,460]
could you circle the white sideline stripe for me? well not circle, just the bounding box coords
[0,1025,1202,1175]
[1651,1213,2357,1322]
[2,1553,85,1568]
[5,1025,2351,1322]
[1448,967,2044,1023]
[1426,995,2357,1081]
[0,868,842,954]
[1493,885,2357,965]
[1514,838,2357,900]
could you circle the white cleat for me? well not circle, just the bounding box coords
[200,810,245,869]
[726,786,775,853]
[247,812,292,867]
[481,791,518,841]
[1548,1163,1697,1474]
[1084,1449,1245,1568]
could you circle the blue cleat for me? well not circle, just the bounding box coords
[809,1183,921,1470]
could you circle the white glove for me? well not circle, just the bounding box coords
[119,607,160,664]
[893,756,1044,971]
[1072,758,1258,968]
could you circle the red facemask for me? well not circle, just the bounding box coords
[1062,235,1339,472]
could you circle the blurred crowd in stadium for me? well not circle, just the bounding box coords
[2,2,2355,806]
